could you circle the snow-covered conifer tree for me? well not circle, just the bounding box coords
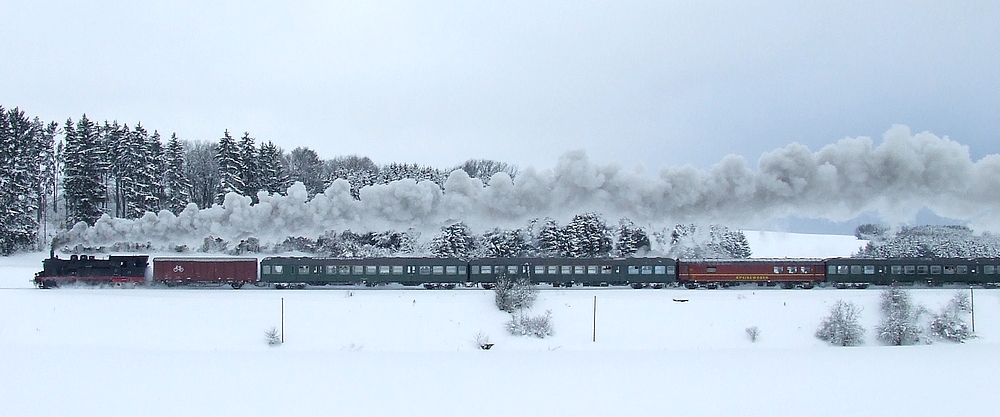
[0,107,44,254]
[536,218,565,257]
[162,133,191,214]
[430,222,477,260]
[564,212,612,258]
[214,130,245,204]
[257,140,287,195]
[480,228,530,258]
[238,132,260,200]
[615,218,650,257]
[62,115,106,226]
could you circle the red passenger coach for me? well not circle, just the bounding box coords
[678,259,825,289]
[153,257,258,289]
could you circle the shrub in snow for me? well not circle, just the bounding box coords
[745,326,761,343]
[875,287,924,346]
[200,235,229,253]
[273,236,317,253]
[265,327,282,346]
[929,291,974,343]
[506,310,554,338]
[230,237,261,255]
[474,332,494,350]
[430,222,477,260]
[815,300,866,346]
[494,273,537,313]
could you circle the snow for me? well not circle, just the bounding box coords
[745,230,866,258]
[2,232,999,416]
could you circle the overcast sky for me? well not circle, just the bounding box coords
[4,1,997,172]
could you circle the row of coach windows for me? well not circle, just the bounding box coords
[469,264,673,275]
[261,264,467,276]
[771,266,813,274]
[828,264,987,275]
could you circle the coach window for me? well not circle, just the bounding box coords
[917,265,928,274]
[459,265,467,275]
[985,265,995,274]
[706,267,717,273]
[838,265,849,274]
[641,265,653,275]
[362,266,374,275]
[534,265,545,274]
[588,266,598,275]
[666,265,676,275]
[850,265,862,275]
[352,266,363,275]
[864,265,875,275]
[601,265,613,274]
[627,265,640,275]
[508,266,518,275]
[392,266,404,275]
[262,265,271,275]
[296,265,308,275]
[890,265,901,274]
[904,265,915,274]
[787,266,797,273]
[326,266,337,275]
[801,266,811,274]
[773,266,782,274]
[931,265,942,274]
[561,266,572,274]
[433,266,444,275]
[446,266,457,275]
[379,266,390,275]
[419,266,431,275]
[655,265,666,275]
[548,265,559,274]
[944,266,956,275]
[273,265,283,274]
[494,266,503,275]
[828,265,837,275]
[957,265,968,274]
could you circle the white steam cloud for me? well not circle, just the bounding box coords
[61,125,1000,249]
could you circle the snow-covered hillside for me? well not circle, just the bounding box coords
[1,233,998,417]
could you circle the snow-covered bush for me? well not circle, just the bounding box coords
[815,300,866,346]
[875,287,924,346]
[745,326,761,343]
[929,291,974,342]
[200,235,229,253]
[230,237,261,255]
[506,310,554,338]
[265,327,282,346]
[493,273,537,313]
[474,332,494,350]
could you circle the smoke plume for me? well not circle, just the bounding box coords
[60,125,1000,249]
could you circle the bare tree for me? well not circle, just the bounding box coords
[875,287,923,346]
[816,300,866,346]
[745,326,761,343]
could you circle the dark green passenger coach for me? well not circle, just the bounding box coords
[825,257,1000,286]
[259,257,469,287]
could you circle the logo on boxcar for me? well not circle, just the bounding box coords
[173,265,184,273]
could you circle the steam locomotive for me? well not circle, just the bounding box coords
[33,254,1000,289]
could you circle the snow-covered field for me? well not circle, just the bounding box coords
[2,234,998,417]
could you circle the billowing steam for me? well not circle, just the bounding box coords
[60,125,1000,249]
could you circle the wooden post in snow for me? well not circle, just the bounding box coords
[281,297,285,344]
[592,295,597,342]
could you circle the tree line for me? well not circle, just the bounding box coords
[0,107,519,255]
